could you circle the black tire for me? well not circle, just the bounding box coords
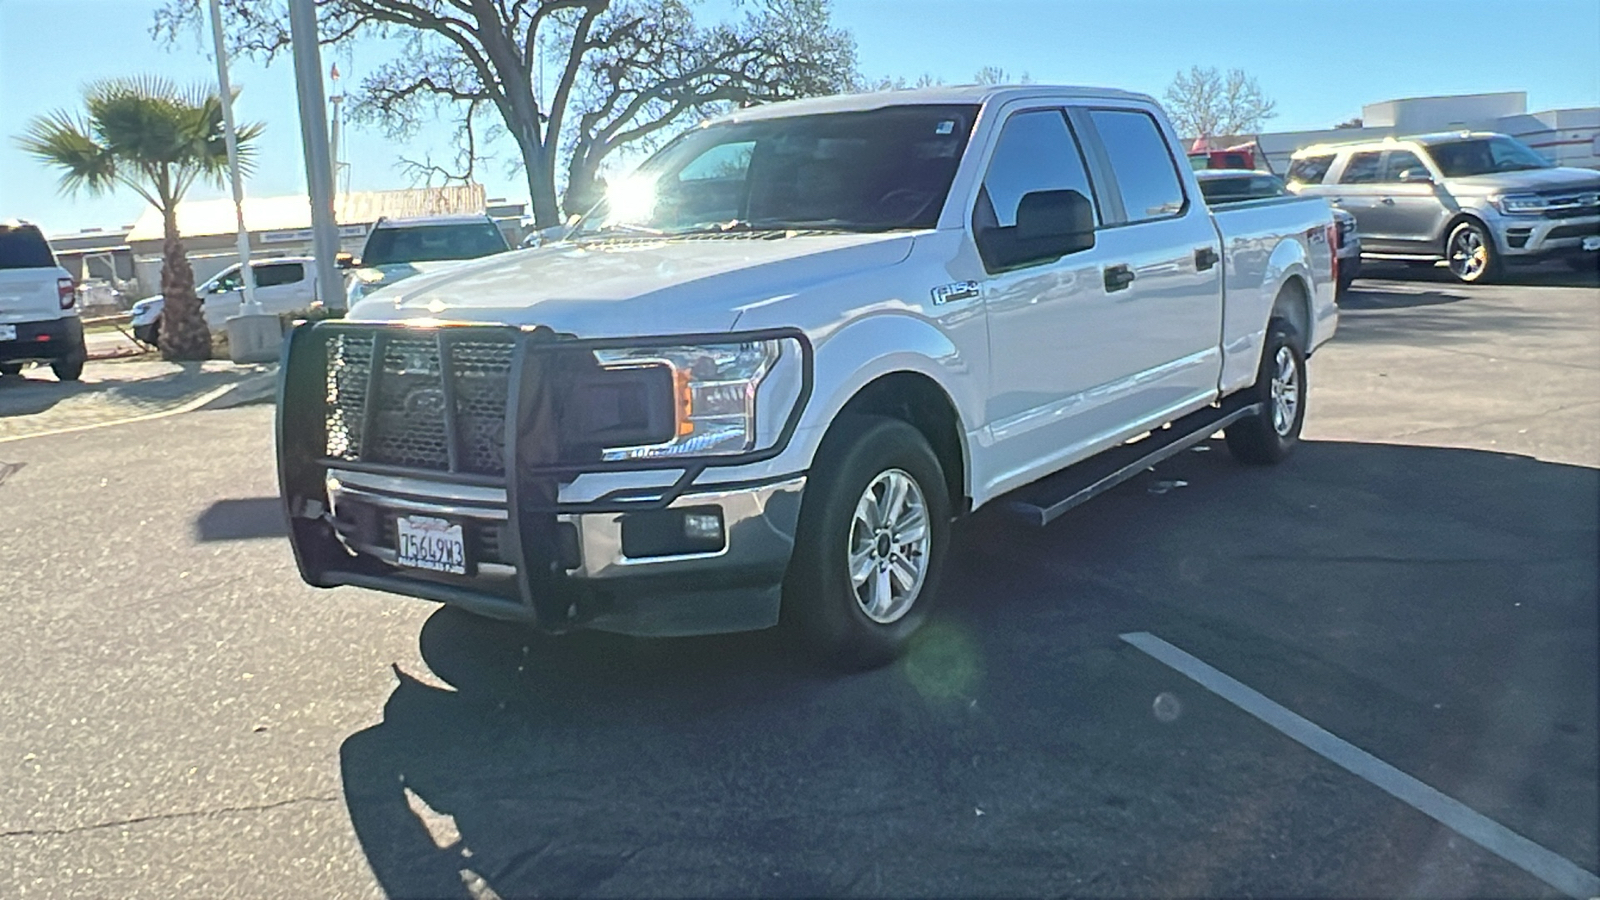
[0,363,21,377]
[1445,220,1499,284]
[1336,269,1356,297]
[1226,322,1306,465]
[783,415,951,671]
[133,321,159,346]
[51,343,86,382]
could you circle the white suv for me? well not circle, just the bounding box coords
[0,221,85,381]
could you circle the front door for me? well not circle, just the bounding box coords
[971,106,1127,496]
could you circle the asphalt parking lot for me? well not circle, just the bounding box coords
[1,264,1595,898]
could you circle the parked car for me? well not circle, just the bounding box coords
[129,256,320,346]
[277,85,1337,669]
[343,214,511,306]
[1195,169,1361,295]
[1286,132,1600,282]
[0,220,85,381]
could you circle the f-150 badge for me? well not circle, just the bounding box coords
[931,281,980,305]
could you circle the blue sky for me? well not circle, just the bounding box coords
[3,0,1598,234]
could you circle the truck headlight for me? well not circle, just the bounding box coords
[1494,193,1547,215]
[593,340,784,460]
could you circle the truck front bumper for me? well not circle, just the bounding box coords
[277,320,813,637]
[1496,212,1600,259]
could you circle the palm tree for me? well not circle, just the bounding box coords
[18,77,262,360]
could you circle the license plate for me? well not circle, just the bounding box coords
[0,324,15,342]
[395,515,467,575]
[1583,235,1600,252]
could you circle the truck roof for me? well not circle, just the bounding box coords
[705,84,1157,126]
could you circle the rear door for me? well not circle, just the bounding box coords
[1327,150,1393,250]
[1367,149,1449,253]
[1071,105,1224,422]
[0,225,67,326]
[250,261,312,313]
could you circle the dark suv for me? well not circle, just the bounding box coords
[0,221,85,381]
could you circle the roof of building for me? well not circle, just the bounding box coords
[126,184,488,243]
[707,84,1154,125]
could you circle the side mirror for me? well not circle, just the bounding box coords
[977,189,1095,271]
[1399,169,1434,185]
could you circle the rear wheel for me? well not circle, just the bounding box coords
[783,415,950,670]
[1226,323,1306,465]
[1445,220,1499,283]
[51,340,86,382]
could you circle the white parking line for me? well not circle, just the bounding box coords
[1120,631,1600,900]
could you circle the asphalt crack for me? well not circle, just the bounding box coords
[0,794,341,839]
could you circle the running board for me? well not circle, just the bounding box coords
[1004,401,1263,527]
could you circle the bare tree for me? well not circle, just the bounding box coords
[1162,65,1277,139]
[971,65,1032,85]
[154,0,857,226]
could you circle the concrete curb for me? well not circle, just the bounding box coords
[197,366,281,411]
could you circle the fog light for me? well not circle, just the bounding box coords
[619,506,725,558]
[683,511,723,541]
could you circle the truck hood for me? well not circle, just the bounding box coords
[1445,166,1600,196]
[347,232,917,337]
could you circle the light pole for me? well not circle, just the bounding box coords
[288,0,345,312]
[206,0,258,314]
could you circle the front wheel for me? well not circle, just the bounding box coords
[1445,220,1499,283]
[783,415,951,670]
[1226,324,1306,465]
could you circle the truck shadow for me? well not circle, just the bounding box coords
[194,497,288,541]
[339,440,1598,898]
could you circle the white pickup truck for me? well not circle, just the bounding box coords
[277,85,1338,669]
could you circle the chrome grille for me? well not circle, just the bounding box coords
[323,329,515,476]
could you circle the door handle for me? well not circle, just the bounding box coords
[1380,197,1396,205]
[1103,264,1136,293]
[1328,198,1343,206]
[1194,246,1219,271]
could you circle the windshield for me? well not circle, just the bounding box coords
[0,224,57,269]
[574,104,979,237]
[1426,136,1552,178]
[1196,174,1288,204]
[361,223,509,267]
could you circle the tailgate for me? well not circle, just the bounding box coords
[0,269,64,324]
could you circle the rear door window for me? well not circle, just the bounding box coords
[1339,152,1383,184]
[0,225,57,269]
[1086,109,1186,222]
[1380,150,1429,182]
[253,262,305,288]
[1286,154,1334,186]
